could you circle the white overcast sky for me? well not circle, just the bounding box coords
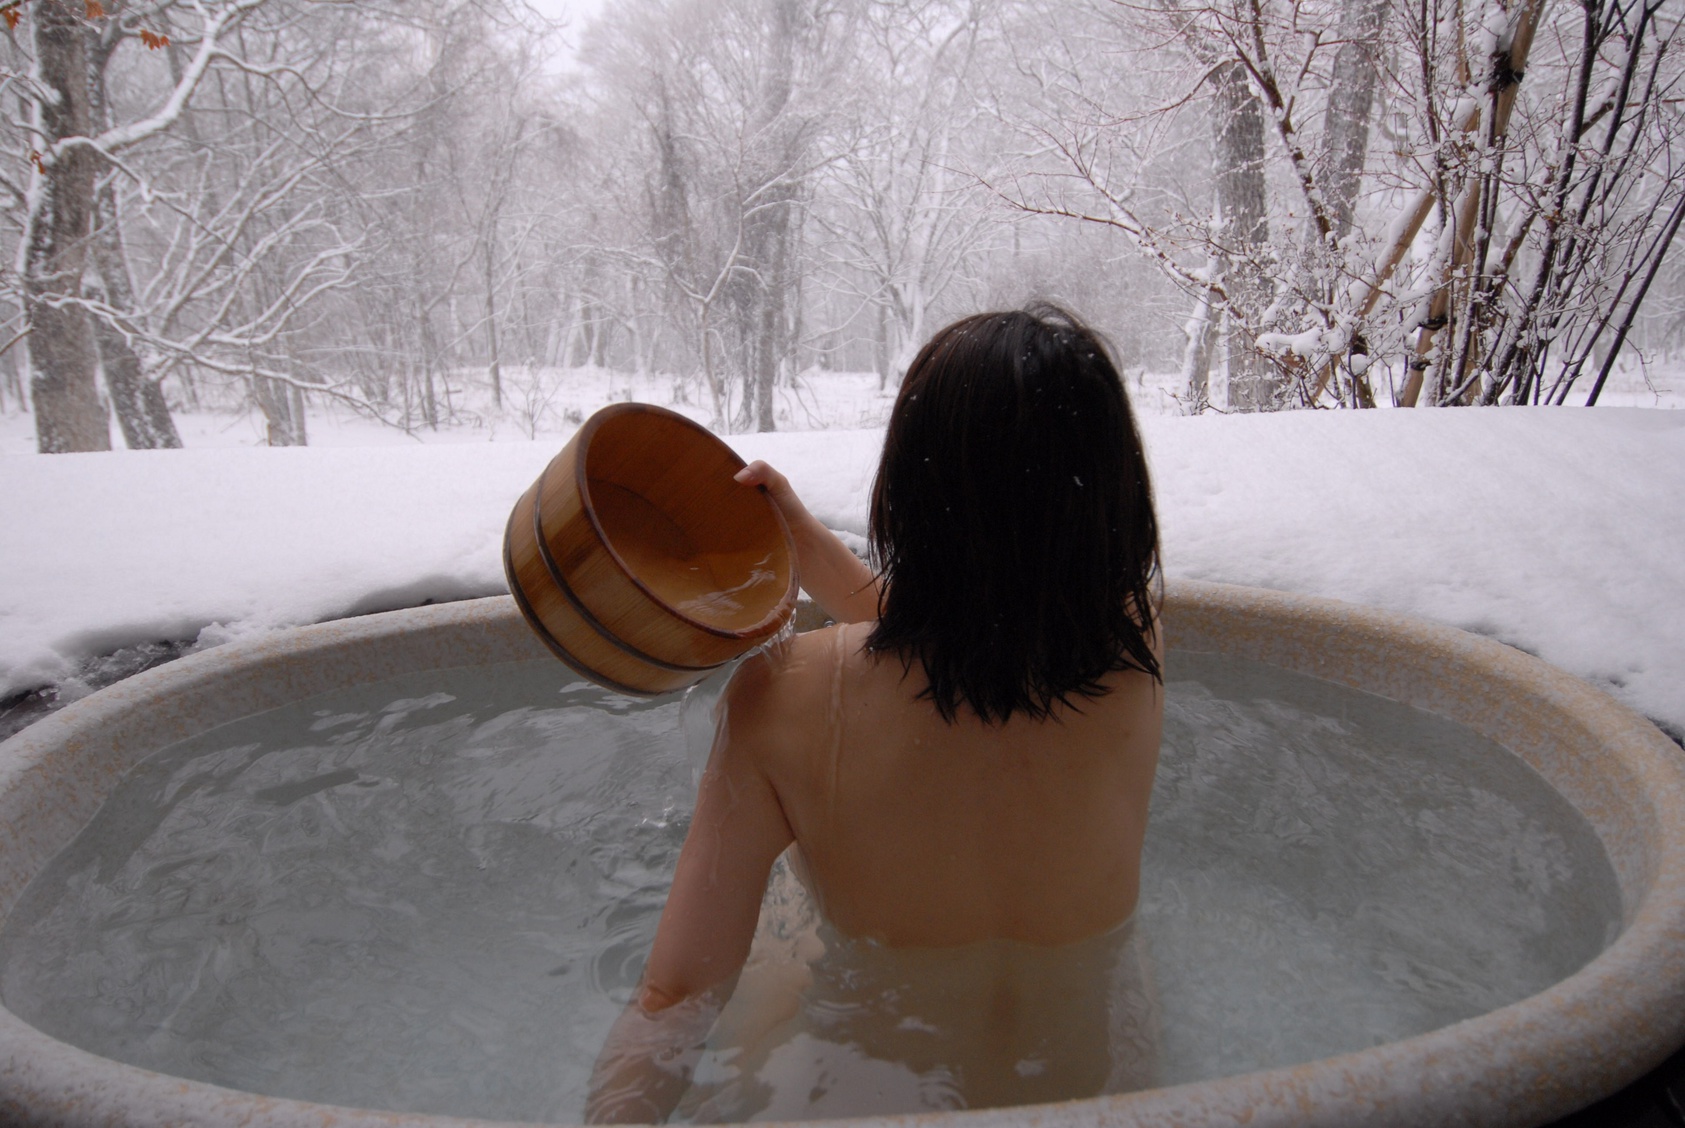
[523,0,608,68]
[526,0,607,34]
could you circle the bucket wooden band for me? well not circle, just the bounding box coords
[500,506,659,696]
[531,459,715,676]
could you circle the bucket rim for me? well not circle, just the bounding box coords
[572,402,800,642]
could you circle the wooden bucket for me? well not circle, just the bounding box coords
[503,403,799,695]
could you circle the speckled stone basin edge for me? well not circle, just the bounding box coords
[0,580,1680,1128]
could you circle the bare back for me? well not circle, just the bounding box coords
[735,621,1163,948]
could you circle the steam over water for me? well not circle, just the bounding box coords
[0,652,1620,1121]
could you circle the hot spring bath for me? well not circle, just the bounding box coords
[0,581,1682,1127]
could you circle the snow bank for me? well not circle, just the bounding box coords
[1142,409,1685,741]
[0,443,553,691]
[2,409,1681,740]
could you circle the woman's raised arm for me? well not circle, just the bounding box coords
[735,461,880,624]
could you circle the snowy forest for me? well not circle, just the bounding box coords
[2,0,1682,450]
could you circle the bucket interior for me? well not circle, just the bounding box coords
[584,410,792,633]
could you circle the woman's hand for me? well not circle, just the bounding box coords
[584,983,732,1124]
[734,460,804,522]
[736,460,880,624]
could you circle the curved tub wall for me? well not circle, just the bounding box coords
[0,581,1681,1128]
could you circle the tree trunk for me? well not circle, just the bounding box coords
[1180,268,1222,411]
[741,0,803,433]
[289,381,308,445]
[88,40,181,450]
[737,173,793,433]
[1399,0,1543,407]
[253,374,306,446]
[593,317,611,369]
[753,208,786,432]
[25,0,108,453]
[1319,0,1388,243]
[89,288,180,449]
[418,302,441,429]
[874,302,891,390]
[483,236,502,409]
[0,337,23,412]
[569,298,592,368]
[1210,60,1276,412]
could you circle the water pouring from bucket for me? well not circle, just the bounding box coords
[503,403,799,695]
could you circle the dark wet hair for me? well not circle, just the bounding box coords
[865,305,1160,724]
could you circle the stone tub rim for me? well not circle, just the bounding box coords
[0,579,1679,1128]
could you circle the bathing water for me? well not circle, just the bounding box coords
[0,651,1621,1121]
[1141,651,1620,1086]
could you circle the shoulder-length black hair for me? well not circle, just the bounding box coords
[865,305,1160,724]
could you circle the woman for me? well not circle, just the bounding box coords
[587,306,1164,1122]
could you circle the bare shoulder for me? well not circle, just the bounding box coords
[717,627,841,757]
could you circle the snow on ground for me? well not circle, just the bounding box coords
[0,367,906,456]
[0,353,1670,457]
[1142,408,1685,740]
[2,399,1682,742]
